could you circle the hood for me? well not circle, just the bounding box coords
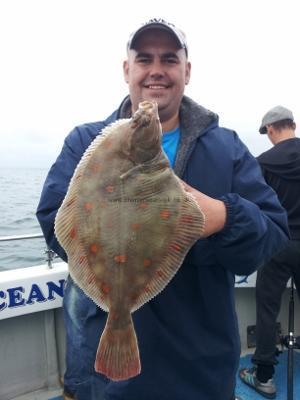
[257,138,300,180]
[117,95,218,140]
[117,95,219,177]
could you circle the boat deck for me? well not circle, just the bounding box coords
[12,388,63,400]
[10,349,300,400]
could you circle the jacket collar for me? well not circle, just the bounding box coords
[118,95,218,138]
[117,95,219,177]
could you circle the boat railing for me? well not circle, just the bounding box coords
[0,233,58,268]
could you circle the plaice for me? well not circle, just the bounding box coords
[54,101,205,381]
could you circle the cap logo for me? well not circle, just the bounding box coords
[142,18,176,29]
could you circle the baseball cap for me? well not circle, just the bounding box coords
[259,105,294,134]
[127,18,188,56]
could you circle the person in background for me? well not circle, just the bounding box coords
[36,19,289,400]
[239,106,300,399]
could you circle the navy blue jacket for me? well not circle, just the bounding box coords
[37,96,289,400]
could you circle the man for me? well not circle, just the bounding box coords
[239,106,300,399]
[36,19,289,400]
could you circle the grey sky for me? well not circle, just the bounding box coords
[0,0,299,169]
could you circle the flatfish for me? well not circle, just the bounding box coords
[54,101,205,381]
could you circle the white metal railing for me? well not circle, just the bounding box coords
[0,234,259,285]
[0,233,57,268]
[0,233,44,241]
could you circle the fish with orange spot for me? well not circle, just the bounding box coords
[160,209,171,219]
[143,258,152,267]
[101,282,111,294]
[90,243,99,254]
[84,202,93,211]
[69,227,77,239]
[138,201,148,209]
[105,185,115,193]
[131,223,141,231]
[54,101,205,382]
[90,163,101,173]
[114,254,127,263]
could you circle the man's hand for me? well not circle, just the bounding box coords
[179,178,226,237]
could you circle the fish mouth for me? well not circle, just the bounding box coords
[131,101,158,128]
[138,100,158,113]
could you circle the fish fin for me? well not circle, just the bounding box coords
[54,123,134,312]
[132,193,205,311]
[70,118,130,180]
[55,192,109,312]
[68,254,109,312]
[95,313,141,381]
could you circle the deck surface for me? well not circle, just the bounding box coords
[10,350,300,400]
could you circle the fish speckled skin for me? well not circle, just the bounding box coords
[54,101,205,381]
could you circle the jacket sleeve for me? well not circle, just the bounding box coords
[209,134,289,276]
[36,128,87,262]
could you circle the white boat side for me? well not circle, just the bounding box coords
[0,261,258,321]
[0,262,67,320]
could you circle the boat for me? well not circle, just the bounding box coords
[0,233,299,400]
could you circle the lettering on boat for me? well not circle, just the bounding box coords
[0,279,65,311]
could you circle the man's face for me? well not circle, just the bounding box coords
[123,29,191,124]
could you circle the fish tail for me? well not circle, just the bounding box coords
[95,312,141,381]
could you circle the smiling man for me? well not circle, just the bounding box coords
[37,18,289,400]
[124,24,191,132]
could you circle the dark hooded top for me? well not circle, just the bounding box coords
[257,137,300,239]
[37,96,289,400]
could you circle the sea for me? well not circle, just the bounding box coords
[0,168,61,272]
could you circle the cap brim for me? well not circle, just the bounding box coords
[259,126,267,134]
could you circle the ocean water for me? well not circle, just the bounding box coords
[0,168,58,271]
